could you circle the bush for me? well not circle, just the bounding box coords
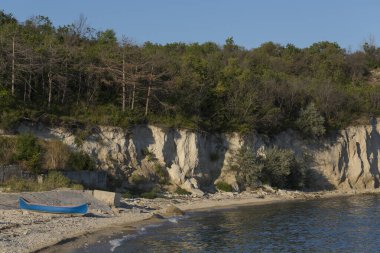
[0,136,16,165]
[232,146,305,190]
[215,181,234,192]
[40,171,71,190]
[140,190,158,199]
[122,191,133,198]
[129,173,147,185]
[262,147,305,189]
[14,134,42,173]
[74,128,92,147]
[174,187,191,195]
[41,140,70,170]
[141,147,155,161]
[154,163,169,185]
[231,146,263,188]
[67,151,95,171]
[296,103,326,137]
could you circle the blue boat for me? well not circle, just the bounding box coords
[19,197,88,215]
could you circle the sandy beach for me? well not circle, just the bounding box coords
[1,188,379,253]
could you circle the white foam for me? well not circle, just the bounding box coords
[109,234,137,252]
[168,217,178,223]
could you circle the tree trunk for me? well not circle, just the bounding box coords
[61,61,68,104]
[28,74,32,101]
[11,36,15,95]
[48,71,52,109]
[145,67,153,117]
[131,66,137,110]
[28,58,32,101]
[145,84,151,117]
[122,54,126,112]
[77,72,82,105]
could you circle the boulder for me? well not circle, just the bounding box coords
[93,190,121,207]
[161,204,185,216]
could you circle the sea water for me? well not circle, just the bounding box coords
[71,194,380,252]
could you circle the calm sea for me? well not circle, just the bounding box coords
[69,194,380,253]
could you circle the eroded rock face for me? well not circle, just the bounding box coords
[12,118,380,191]
[312,119,380,190]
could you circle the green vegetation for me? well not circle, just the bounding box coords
[0,134,95,174]
[174,186,191,195]
[1,171,83,192]
[140,190,158,199]
[0,136,16,165]
[1,11,380,136]
[14,134,42,173]
[122,191,133,199]
[141,147,155,161]
[232,146,305,190]
[67,151,95,171]
[296,103,326,138]
[154,163,170,185]
[215,181,234,192]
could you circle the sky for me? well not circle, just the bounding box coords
[1,0,380,50]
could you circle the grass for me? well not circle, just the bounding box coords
[1,171,84,192]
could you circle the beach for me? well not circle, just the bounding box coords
[1,188,378,253]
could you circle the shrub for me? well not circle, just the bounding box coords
[215,181,234,192]
[154,163,169,185]
[0,136,16,165]
[141,147,155,161]
[140,190,158,199]
[174,186,191,195]
[296,103,326,138]
[232,146,306,190]
[122,191,133,198]
[130,173,147,185]
[41,140,70,170]
[262,147,305,189]
[14,134,42,173]
[231,146,263,188]
[67,151,95,171]
[40,171,71,190]
[73,128,92,147]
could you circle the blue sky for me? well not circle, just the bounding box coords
[2,0,380,50]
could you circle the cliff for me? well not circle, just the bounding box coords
[13,118,380,193]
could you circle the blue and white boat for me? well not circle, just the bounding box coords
[19,197,88,215]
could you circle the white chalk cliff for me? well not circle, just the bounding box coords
[14,118,380,192]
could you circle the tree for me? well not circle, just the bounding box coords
[230,146,263,188]
[296,102,325,137]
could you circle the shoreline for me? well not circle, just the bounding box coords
[1,189,379,253]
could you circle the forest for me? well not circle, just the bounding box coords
[1,11,380,136]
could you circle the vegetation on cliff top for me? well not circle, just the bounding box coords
[1,11,380,136]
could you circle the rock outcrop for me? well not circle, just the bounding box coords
[11,118,380,192]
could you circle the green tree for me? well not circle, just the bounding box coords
[296,102,326,137]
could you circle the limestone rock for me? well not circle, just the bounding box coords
[161,205,185,216]
[14,118,380,192]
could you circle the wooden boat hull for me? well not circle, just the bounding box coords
[19,197,88,214]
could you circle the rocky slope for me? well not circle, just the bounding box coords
[12,118,380,193]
